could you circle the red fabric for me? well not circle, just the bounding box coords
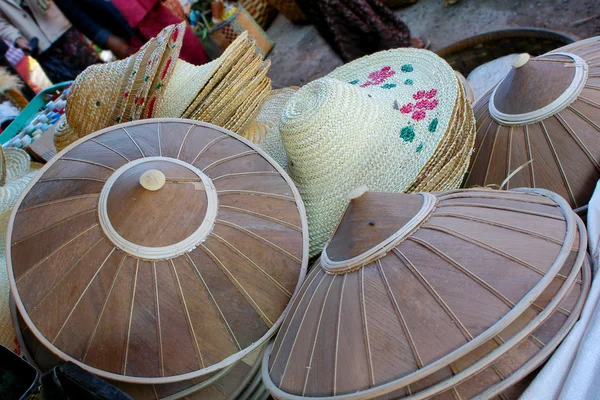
[127,4,208,65]
[111,0,160,28]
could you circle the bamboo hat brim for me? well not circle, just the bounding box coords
[279,49,475,256]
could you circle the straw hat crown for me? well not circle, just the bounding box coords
[279,48,468,256]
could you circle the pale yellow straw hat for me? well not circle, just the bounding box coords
[279,48,476,256]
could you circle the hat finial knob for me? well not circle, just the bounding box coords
[140,169,166,191]
[512,53,530,69]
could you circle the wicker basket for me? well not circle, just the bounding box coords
[435,28,574,76]
[267,0,306,23]
[240,0,278,28]
[210,5,274,58]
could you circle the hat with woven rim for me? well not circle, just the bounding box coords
[279,48,476,256]
[65,23,184,137]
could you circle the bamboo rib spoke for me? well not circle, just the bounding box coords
[554,114,600,171]
[210,233,292,297]
[202,150,257,172]
[121,127,145,157]
[16,223,100,283]
[333,274,347,396]
[60,158,116,171]
[393,249,473,340]
[90,139,130,161]
[83,254,127,361]
[38,177,106,183]
[53,248,117,343]
[123,259,139,375]
[157,122,162,157]
[199,244,273,326]
[279,273,328,385]
[303,275,337,395]
[185,253,242,350]
[170,259,205,369]
[420,224,570,282]
[191,135,228,165]
[360,268,376,387]
[539,121,576,206]
[568,105,600,133]
[215,219,301,263]
[153,262,164,377]
[12,209,96,246]
[378,260,423,368]
[216,190,296,202]
[579,96,600,108]
[176,125,196,160]
[219,205,302,231]
[211,171,280,181]
[484,124,502,185]
[270,268,322,375]
[436,202,564,220]
[431,212,564,244]
[467,115,494,175]
[17,194,99,213]
[525,125,535,188]
[30,237,105,311]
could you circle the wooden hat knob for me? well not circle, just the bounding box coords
[512,53,530,69]
[140,169,166,191]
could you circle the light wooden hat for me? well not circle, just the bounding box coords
[65,23,184,137]
[465,36,600,211]
[7,119,308,384]
[279,49,476,256]
[263,188,589,399]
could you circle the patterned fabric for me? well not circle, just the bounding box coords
[298,0,412,62]
[36,28,102,83]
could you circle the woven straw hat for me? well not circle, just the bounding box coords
[244,87,299,168]
[53,116,78,152]
[280,49,476,256]
[65,23,184,137]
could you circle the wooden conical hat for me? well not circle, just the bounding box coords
[263,188,581,399]
[465,36,600,209]
[6,119,308,384]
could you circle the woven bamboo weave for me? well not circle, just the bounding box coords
[267,0,306,23]
[280,49,475,256]
[240,0,278,28]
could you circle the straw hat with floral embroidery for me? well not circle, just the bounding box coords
[278,48,476,256]
[63,23,185,143]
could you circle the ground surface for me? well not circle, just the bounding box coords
[266,0,599,87]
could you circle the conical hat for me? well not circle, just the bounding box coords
[279,49,475,256]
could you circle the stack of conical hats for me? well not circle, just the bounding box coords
[465,36,600,211]
[262,188,590,399]
[156,31,272,135]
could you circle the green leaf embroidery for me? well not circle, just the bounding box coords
[428,118,438,133]
[401,64,414,72]
[400,126,415,142]
[381,83,397,89]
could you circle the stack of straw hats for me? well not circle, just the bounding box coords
[8,120,308,396]
[58,23,185,148]
[156,31,272,135]
[263,187,590,399]
[465,37,600,211]
[275,49,476,256]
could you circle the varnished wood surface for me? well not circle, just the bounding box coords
[7,119,309,384]
[264,188,586,399]
[465,37,600,208]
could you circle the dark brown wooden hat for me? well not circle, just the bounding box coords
[465,37,600,209]
[6,119,309,384]
[262,188,587,399]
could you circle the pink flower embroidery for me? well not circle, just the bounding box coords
[426,89,437,99]
[415,99,439,110]
[399,103,414,114]
[412,110,426,121]
[413,90,426,100]
[360,66,396,87]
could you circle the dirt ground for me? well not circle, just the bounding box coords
[266,0,600,88]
